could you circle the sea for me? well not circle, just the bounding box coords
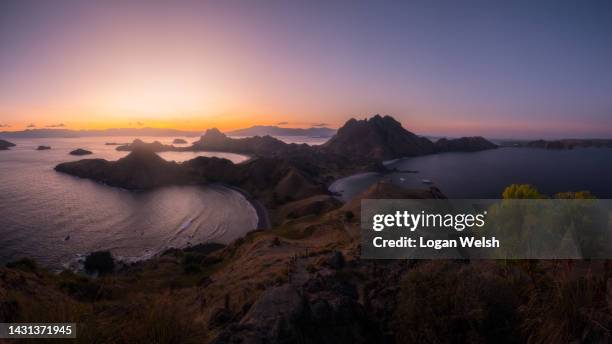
[0,136,260,270]
[330,147,612,201]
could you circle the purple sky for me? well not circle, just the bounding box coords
[1,0,611,139]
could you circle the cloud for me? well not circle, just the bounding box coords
[276,121,289,126]
[27,123,36,128]
[136,121,144,126]
[45,123,65,128]
[311,123,329,127]
[0,124,10,128]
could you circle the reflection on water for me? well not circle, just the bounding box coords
[0,137,256,269]
[331,148,612,201]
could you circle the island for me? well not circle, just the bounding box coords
[36,145,51,150]
[69,148,92,156]
[434,136,498,152]
[523,139,612,150]
[116,139,180,152]
[172,138,188,144]
[0,139,16,150]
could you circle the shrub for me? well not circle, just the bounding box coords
[84,251,115,274]
[392,261,521,343]
[344,211,355,221]
[502,184,545,199]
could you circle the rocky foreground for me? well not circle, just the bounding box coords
[3,180,610,343]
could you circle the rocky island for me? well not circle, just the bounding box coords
[116,139,182,152]
[434,136,498,152]
[69,148,92,155]
[0,139,16,150]
[56,147,324,207]
[173,138,188,144]
[36,145,51,150]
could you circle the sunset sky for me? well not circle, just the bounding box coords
[1,0,611,138]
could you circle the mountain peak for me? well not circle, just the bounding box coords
[202,128,228,142]
[323,115,435,160]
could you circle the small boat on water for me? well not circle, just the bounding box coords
[421,179,433,184]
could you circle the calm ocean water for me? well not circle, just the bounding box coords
[0,137,257,269]
[331,147,612,201]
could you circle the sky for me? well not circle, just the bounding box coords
[0,0,611,139]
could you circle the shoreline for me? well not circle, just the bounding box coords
[219,183,271,230]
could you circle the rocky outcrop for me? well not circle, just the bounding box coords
[322,115,436,160]
[173,138,188,144]
[69,148,92,155]
[212,281,383,344]
[37,145,51,150]
[0,139,16,150]
[434,136,497,152]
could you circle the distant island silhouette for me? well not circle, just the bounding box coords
[226,125,336,137]
[0,139,15,150]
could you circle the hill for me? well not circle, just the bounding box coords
[55,148,188,189]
